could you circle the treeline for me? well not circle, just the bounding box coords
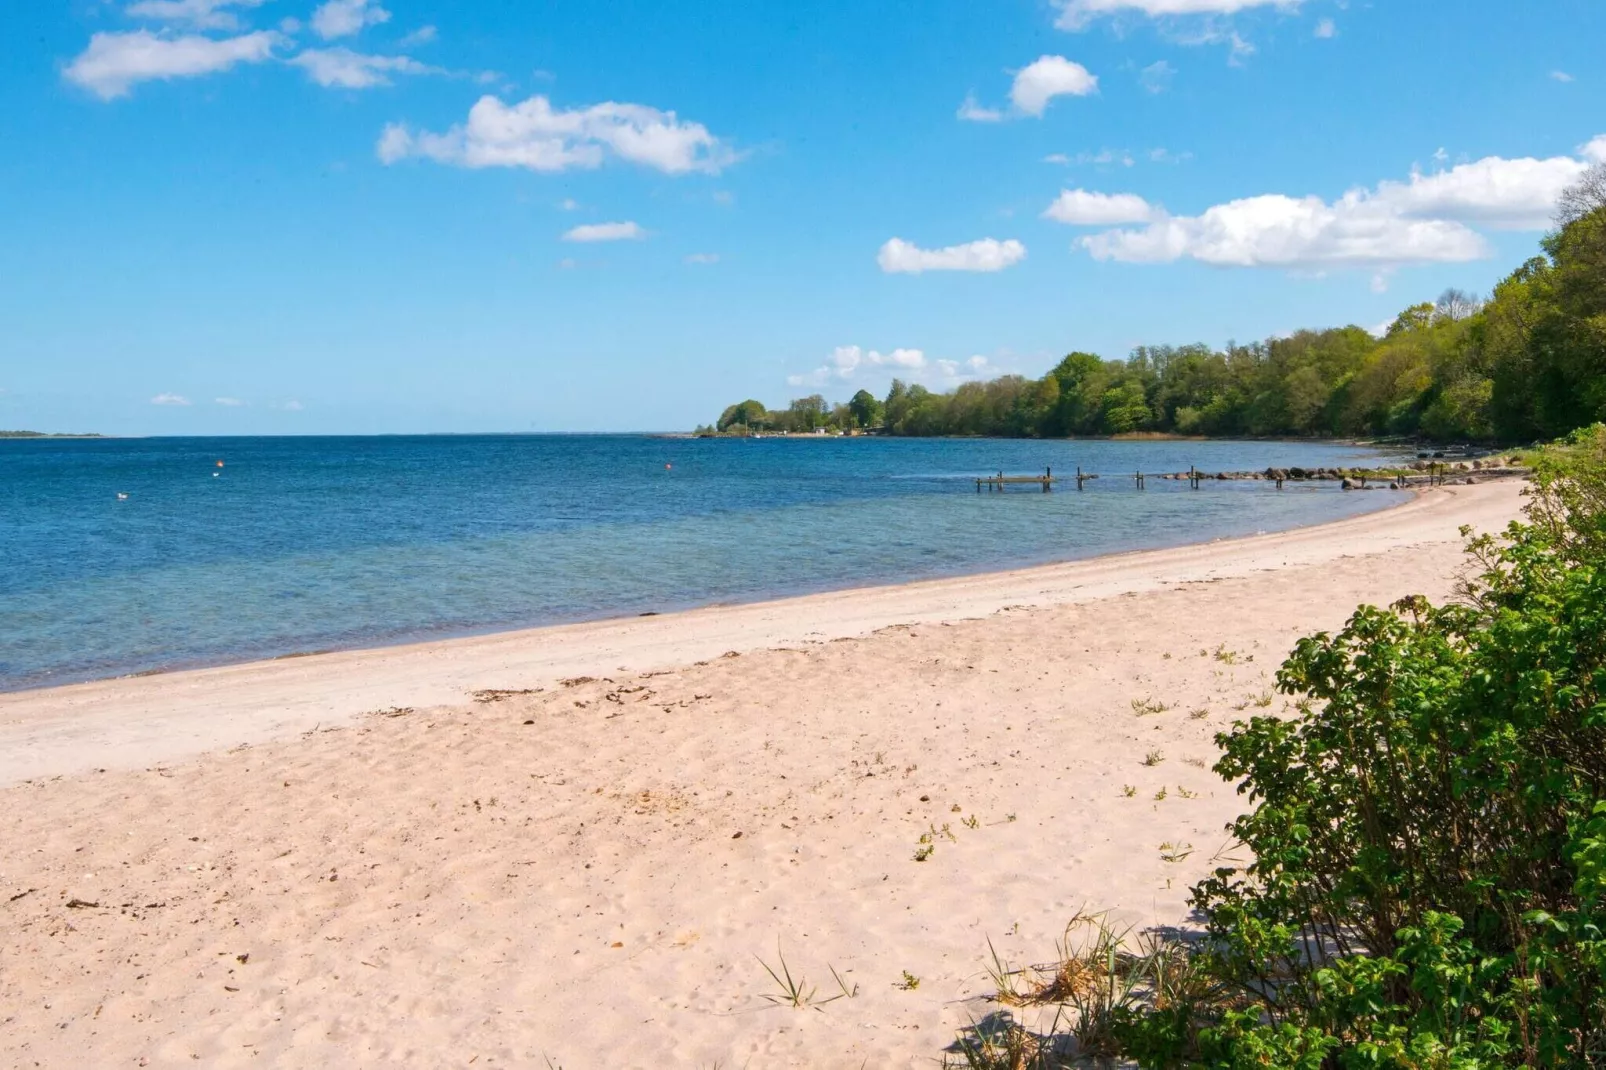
[707,165,1606,445]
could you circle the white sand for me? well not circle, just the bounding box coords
[0,481,1523,1068]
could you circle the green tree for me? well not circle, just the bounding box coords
[847,389,883,428]
[716,399,769,433]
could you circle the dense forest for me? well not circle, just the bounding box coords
[706,164,1606,446]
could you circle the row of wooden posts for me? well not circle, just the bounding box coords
[976,466,1236,493]
[974,463,1456,493]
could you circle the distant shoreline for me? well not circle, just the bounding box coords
[0,430,105,439]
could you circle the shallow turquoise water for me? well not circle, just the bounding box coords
[0,434,1401,690]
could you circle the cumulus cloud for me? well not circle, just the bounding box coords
[124,0,266,30]
[787,345,927,387]
[290,48,435,88]
[561,221,645,242]
[1373,153,1592,229]
[1313,17,1336,37]
[377,94,734,175]
[962,55,1097,121]
[1075,144,1604,271]
[151,393,191,405]
[65,30,280,99]
[1054,0,1297,31]
[1081,193,1488,268]
[787,347,995,388]
[877,237,1027,274]
[1043,188,1157,225]
[1010,55,1098,116]
[1581,135,1606,164]
[311,0,390,40]
[956,93,1004,123]
[399,25,437,47]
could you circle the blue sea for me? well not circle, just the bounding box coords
[0,435,1402,691]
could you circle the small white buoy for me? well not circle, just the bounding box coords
[116,492,129,500]
[213,472,219,477]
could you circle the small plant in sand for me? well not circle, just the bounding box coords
[964,911,1206,1063]
[1182,756,1208,769]
[1252,690,1274,708]
[1142,750,1165,767]
[962,814,981,830]
[1130,696,1169,716]
[914,829,935,861]
[1188,707,1210,720]
[895,970,921,991]
[1121,784,1137,798]
[1158,841,1194,863]
[1212,644,1239,665]
[1152,786,1168,801]
[1176,784,1200,799]
[755,943,855,1009]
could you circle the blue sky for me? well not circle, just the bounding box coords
[3,0,1604,434]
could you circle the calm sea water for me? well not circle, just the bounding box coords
[0,435,1401,691]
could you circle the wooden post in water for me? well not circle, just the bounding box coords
[1076,465,1085,491]
[1189,465,1198,490]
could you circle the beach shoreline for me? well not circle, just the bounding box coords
[1,481,1508,788]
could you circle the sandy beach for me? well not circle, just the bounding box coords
[0,481,1524,1068]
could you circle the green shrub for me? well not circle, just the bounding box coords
[1107,430,1606,1067]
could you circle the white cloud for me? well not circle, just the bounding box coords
[1077,144,1605,270]
[558,198,580,211]
[1374,153,1590,229]
[1043,188,1157,225]
[124,0,266,30]
[399,25,437,47]
[214,396,245,406]
[936,355,993,380]
[1313,17,1336,38]
[1081,193,1489,269]
[1139,59,1174,93]
[1581,135,1606,164]
[311,0,390,40]
[684,252,719,265]
[788,348,996,388]
[957,93,1004,123]
[1044,153,1072,165]
[787,345,928,387]
[561,221,645,242]
[378,94,734,175]
[877,237,1026,274]
[276,399,304,411]
[151,393,191,406]
[290,48,435,88]
[1551,70,1574,83]
[1010,55,1098,116]
[1054,0,1297,31]
[65,30,280,99]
